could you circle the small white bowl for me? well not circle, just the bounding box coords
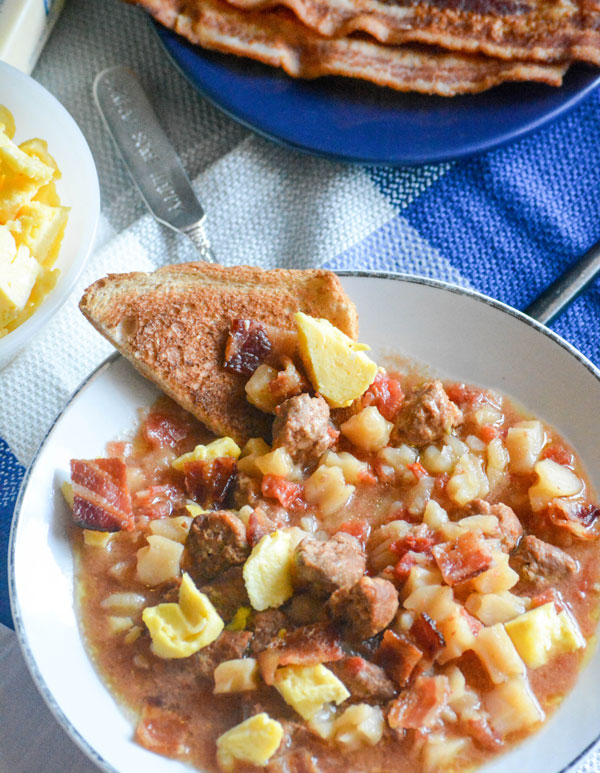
[0,61,100,370]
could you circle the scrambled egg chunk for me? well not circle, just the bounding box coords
[243,528,303,611]
[295,312,377,408]
[0,226,39,328]
[216,713,284,771]
[172,436,241,471]
[505,601,585,669]
[274,664,350,720]
[142,572,224,658]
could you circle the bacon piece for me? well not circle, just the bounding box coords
[432,531,493,586]
[393,552,420,584]
[387,675,450,730]
[246,506,283,546]
[257,623,344,685]
[261,474,305,510]
[135,703,188,758]
[133,483,186,519]
[70,458,133,532]
[330,656,397,702]
[224,318,272,375]
[143,399,196,449]
[463,715,503,751]
[545,500,600,540]
[391,528,436,561]
[183,457,237,509]
[361,372,404,422]
[410,613,445,660]
[268,356,310,404]
[375,630,422,687]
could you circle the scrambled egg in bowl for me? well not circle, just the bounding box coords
[0,104,69,338]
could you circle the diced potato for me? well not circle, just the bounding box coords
[368,520,411,572]
[295,312,377,408]
[437,609,477,664]
[136,535,184,585]
[470,553,518,594]
[420,444,456,475]
[124,625,142,645]
[423,499,449,529]
[255,447,295,478]
[245,364,280,413]
[487,437,509,490]
[443,434,468,459]
[304,465,354,517]
[61,480,74,508]
[401,566,443,602]
[333,704,384,751]
[422,733,471,773]
[107,616,133,634]
[83,530,112,547]
[447,453,489,506]
[529,459,583,512]
[142,573,224,658]
[505,602,585,669]
[274,664,350,720]
[466,435,486,453]
[307,705,337,740]
[185,503,205,518]
[320,450,369,485]
[216,713,283,771]
[405,476,434,518]
[149,515,192,544]
[474,406,503,427]
[101,592,146,614]
[438,521,469,542]
[240,438,271,458]
[378,444,417,471]
[457,515,499,536]
[341,406,393,452]
[485,676,544,736]
[472,624,525,684]
[243,529,300,611]
[237,505,253,528]
[404,585,456,623]
[214,658,260,693]
[172,437,241,471]
[506,421,545,474]
[465,591,527,626]
[444,665,466,706]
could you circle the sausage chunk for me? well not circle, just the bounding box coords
[183,511,249,584]
[200,566,249,621]
[328,576,399,642]
[510,535,578,588]
[330,656,397,702]
[272,394,337,465]
[250,610,290,655]
[291,532,366,597]
[393,380,463,446]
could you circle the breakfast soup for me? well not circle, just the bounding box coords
[66,314,600,773]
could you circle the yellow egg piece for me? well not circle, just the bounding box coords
[172,436,241,471]
[274,664,350,720]
[0,106,15,139]
[505,602,584,669]
[216,713,284,771]
[243,529,301,611]
[142,573,224,658]
[294,312,377,408]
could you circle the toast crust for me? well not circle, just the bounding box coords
[79,263,358,444]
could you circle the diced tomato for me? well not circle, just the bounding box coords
[393,552,419,583]
[444,383,484,409]
[362,372,404,421]
[261,474,305,510]
[478,425,500,443]
[338,519,371,549]
[541,444,574,467]
[391,531,436,560]
[407,461,427,480]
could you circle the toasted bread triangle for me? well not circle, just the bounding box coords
[79,263,358,444]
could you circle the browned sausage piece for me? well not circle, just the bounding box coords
[258,623,344,685]
[393,380,463,447]
[291,532,366,597]
[183,511,249,585]
[272,394,337,465]
[374,630,423,687]
[328,576,399,642]
[330,656,397,702]
[510,534,578,588]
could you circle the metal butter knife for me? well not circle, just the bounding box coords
[93,66,216,263]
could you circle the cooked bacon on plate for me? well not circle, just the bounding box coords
[70,457,133,531]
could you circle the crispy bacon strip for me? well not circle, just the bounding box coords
[432,531,493,586]
[183,457,237,509]
[70,458,133,532]
[257,623,344,685]
[224,318,272,375]
[388,675,450,730]
[410,613,446,660]
[375,630,423,687]
[135,703,188,758]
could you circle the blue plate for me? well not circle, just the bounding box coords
[154,23,600,165]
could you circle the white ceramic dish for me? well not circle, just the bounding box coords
[0,61,100,369]
[9,272,600,773]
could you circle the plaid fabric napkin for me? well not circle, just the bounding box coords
[1,0,600,769]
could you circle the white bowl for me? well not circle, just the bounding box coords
[9,273,600,773]
[0,61,100,370]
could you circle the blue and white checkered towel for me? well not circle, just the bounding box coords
[1,0,600,769]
